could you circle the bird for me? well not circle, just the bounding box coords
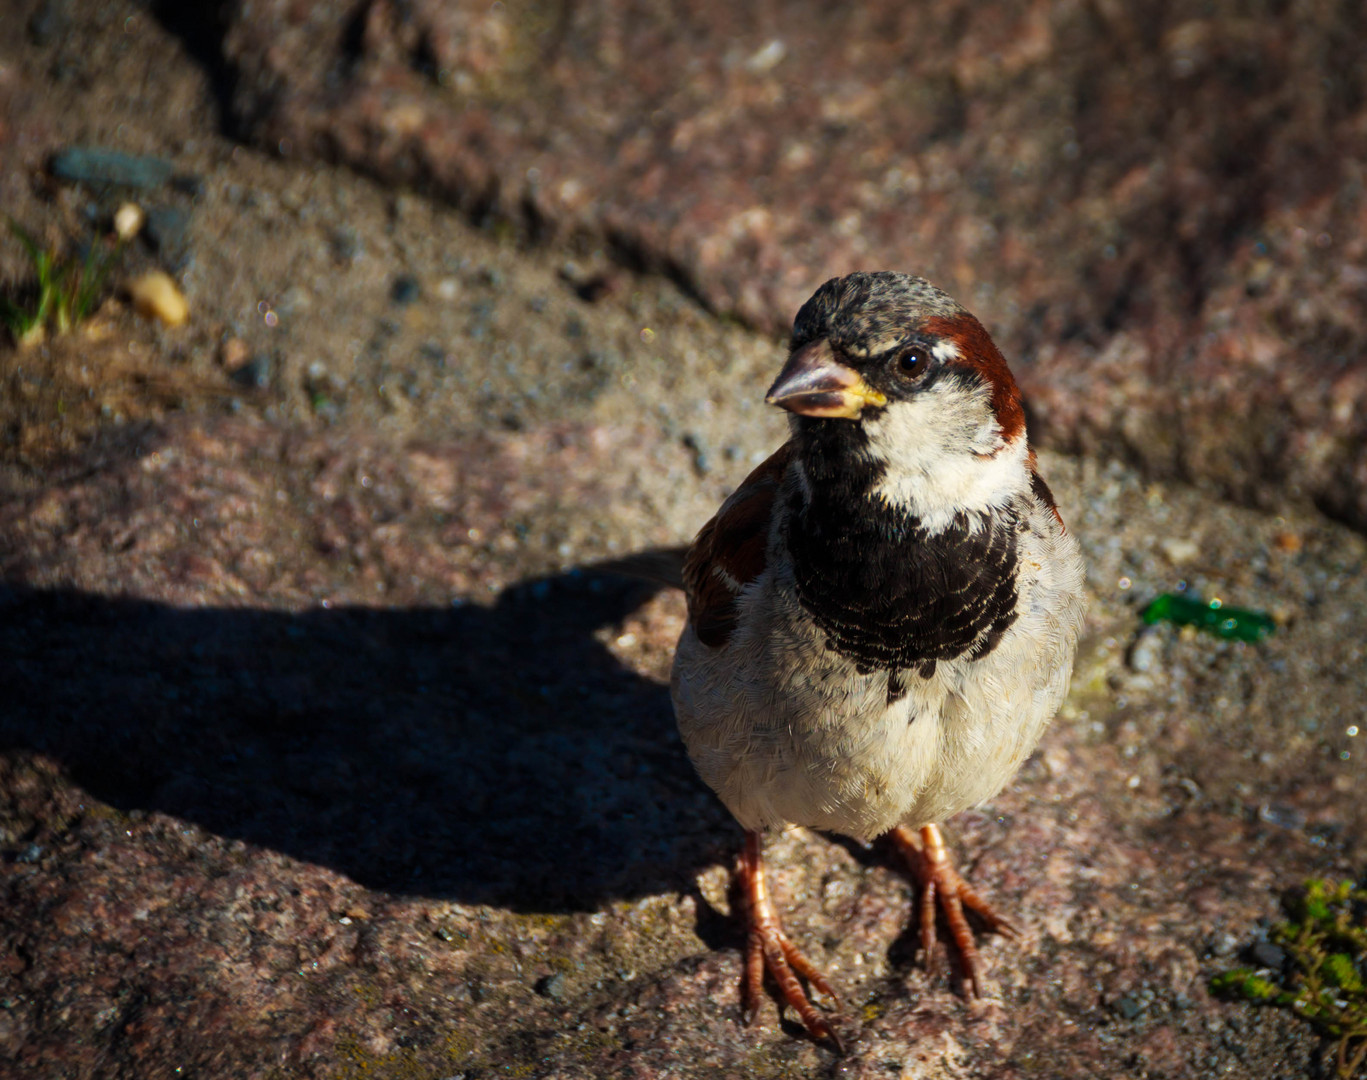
[668,271,1088,1048]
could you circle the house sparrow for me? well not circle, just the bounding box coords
[671,271,1087,1047]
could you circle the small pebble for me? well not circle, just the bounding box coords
[559,260,614,302]
[230,354,272,391]
[1208,931,1240,957]
[113,202,145,241]
[127,271,189,326]
[535,973,568,1001]
[1257,802,1306,830]
[1250,941,1287,969]
[1272,531,1302,554]
[16,843,44,864]
[391,275,421,305]
[330,226,362,263]
[1128,626,1163,673]
[682,431,710,475]
[745,39,787,74]
[1112,993,1145,1020]
[304,359,341,391]
[51,146,174,190]
[218,337,249,369]
[1159,537,1200,564]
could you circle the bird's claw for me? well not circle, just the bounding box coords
[890,823,1017,998]
[740,832,845,1052]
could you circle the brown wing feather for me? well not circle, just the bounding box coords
[682,443,794,648]
[1026,448,1066,531]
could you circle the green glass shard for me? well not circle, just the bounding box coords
[1140,593,1275,642]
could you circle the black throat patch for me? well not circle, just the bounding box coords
[782,452,1021,676]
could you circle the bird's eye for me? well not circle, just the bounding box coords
[893,347,930,380]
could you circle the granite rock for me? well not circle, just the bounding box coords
[217,0,1367,529]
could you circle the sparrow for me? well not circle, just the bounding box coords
[670,271,1088,1048]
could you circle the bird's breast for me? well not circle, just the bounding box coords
[782,489,1022,675]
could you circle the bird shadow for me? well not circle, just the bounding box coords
[0,572,736,912]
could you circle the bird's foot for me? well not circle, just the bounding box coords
[739,831,844,1051]
[889,823,1017,998]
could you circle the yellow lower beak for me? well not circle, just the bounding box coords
[765,340,886,419]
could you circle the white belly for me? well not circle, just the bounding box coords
[671,532,1084,841]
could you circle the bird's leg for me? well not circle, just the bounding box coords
[738,830,844,1050]
[888,823,1017,998]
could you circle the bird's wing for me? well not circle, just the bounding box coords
[590,547,689,589]
[681,442,793,648]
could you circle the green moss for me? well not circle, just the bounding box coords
[330,1028,478,1080]
[1212,879,1367,1078]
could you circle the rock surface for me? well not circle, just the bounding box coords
[0,3,1364,1078]
[218,0,1367,530]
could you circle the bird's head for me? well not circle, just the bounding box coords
[766,272,1028,524]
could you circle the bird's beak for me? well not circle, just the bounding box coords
[765,340,887,419]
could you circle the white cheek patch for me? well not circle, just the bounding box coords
[862,379,1028,531]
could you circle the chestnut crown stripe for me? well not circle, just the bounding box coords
[922,313,1025,443]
